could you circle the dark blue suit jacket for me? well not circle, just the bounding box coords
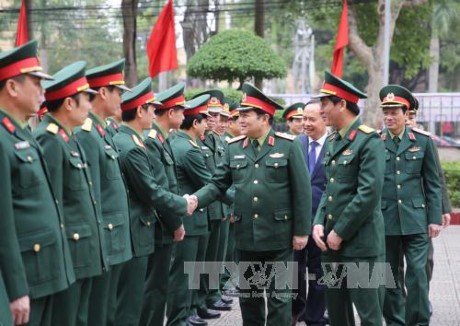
[298,134,327,218]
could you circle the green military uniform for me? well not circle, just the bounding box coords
[140,82,187,326]
[167,95,212,326]
[379,86,442,326]
[106,117,121,137]
[0,272,13,325]
[313,72,386,326]
[114,78,187,326]
[75,59,133,326]
[194,83,312,326]
[0,40,75,326]
[34,61,106,325]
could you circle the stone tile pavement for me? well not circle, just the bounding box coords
[208,226,460,325]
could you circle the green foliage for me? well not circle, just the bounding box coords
[441,161,460,208]
[184,88,243,103]
[187,30,287,87]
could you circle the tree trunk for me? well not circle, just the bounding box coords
[254,0,264,89]
[428,34,439,92]
[122,0,138,87]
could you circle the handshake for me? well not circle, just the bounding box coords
[183,194,198,216]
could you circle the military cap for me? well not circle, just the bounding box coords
[38,101,48,118]
[184,94,211,116]
[220,97,234,118]
[283,102,305,120]
[379,85,416,111]
[239,82,283,116]
[86,59,131,92]
[193,90,223,113]
[156,82,186,110]
[316,71,367,104]
[229,101,240,118]
[43,61,97,102]
[0,40,52,81]
[409,97,419,114]
[121,77,160,111]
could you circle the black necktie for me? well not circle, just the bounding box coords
[252,139,259,155]
[393,136,400,149]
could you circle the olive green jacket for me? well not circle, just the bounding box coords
[143,123,182,246]
[313,118,386,258]
[381,127,442,235]
[75,113,132,266]
[0,110,75,300]
[195,128,312,251]
[34,114,107,279]
[114,125,187,256]
[105,117,121,138]
[171,131,211,236]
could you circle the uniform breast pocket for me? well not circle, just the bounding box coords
[66,224,93,268]
[67,156,87,191]
[385,152,394,174]
[336,154,357,180]
[404,151,424,174]
[230,159,248,183]
[265,158,288,183]
[104,146,120,180]
[135,215,155,248]
[14,150,46,189]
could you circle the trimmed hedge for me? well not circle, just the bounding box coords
[442,162,460,208]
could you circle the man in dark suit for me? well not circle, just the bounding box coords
[293,99,328,326]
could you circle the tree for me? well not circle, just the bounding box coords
[187,29,287,89]
[122,0,139,87]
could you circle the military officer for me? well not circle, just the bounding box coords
[193,83,312,326]
[379,85,442,326]
[113,78,196,325]
[283,102,305,136]
[34,61,106,325]
[193,90,233,316]
[140,82,188,326]
[167,94,213,326]
[75,59,133,326]
[0,40,75,325]
[311,71,386,326]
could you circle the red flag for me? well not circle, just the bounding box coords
[331,0,348,78]
[16,0,28,46]
[146,0,178,78]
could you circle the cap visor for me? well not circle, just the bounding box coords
[115,84,132,92]
[311,93,331,99]
[237,106,255,112]
[84,88,98,95]
[220,112,232,118]
[28,71,54,80]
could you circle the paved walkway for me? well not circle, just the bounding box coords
[208,226,460,325]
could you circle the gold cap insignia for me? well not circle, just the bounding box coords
[386,93,395,101]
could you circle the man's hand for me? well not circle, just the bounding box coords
[173,224,186,242]
[312,225,327,252]
[183,194,197,216]
[326,230,343,251]
[428,223,442,238]
[292,235,308,251]
[229,214,235,223]
[10,295,30,325]
[442,213,451,228]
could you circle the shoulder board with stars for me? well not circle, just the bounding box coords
[46,123,59,134]
[412,127,431,137]
[189,139,199,148]
[132,135,145,148]
[81,118,93,132]
[147,129,157,139]
[275,132,295,141]
[358,124,375,134]
[227,135,246,144]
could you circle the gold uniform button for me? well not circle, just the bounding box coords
[396,157,400,161]
[199,208,204,212]
[147,221,151,227]
[398,200,402,204]
[236,164,241,169]
[343,160,347,165]
[397,171,401,175]
[77,163,82,169]
[422,204,426,208]
[255,164,260,168]
[397,185,401,189]
[284,215,288,220]
[254,180,258,184]
[60,223,64,229]
[330,178,335,183]
[55,200,59,205]
[331,160,336,165]
[253,197,258,202]
[33,244,41,253]
[27,156,32,162]
[108,223,114,231]
[328,196,333,202]
[254,214,259,219]
[89,181,93,186]
[327,214,333,220]
[274,163,279,168]
[73,233,80,241]
[412,156,417,160]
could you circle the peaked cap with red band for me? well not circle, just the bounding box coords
[315,71,367,104]
[86,59,131,92]
[379,85,416,112]
[156,82,186,110]
[239,83,284,116]
[120,77,161,111]
[0,40,53,81]
[192,90,224,114]
[43,61,97,102]
[283,102,305,120]
[184,94,211,116]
